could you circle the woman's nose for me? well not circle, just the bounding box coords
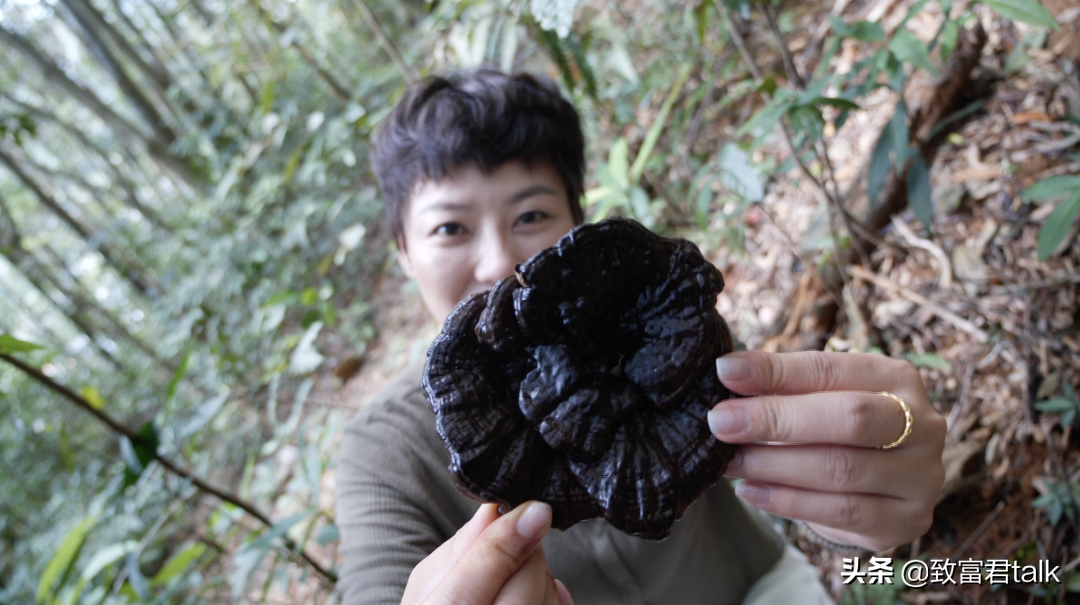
[473,233,519,287]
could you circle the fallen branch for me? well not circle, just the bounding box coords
[0,352,338,584]
[848,266,989,343]
[771,21,988,350]
[890,215,953,290]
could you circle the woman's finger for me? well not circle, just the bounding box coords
[708,390,917,448]
[491,546,562,605]
[403,503,501,605]
[716,351,923,397]
[732,480,933,551]
[724,444,928,496]
[555,579,575,605]
[425,501,553,605]
[450,503,501,559]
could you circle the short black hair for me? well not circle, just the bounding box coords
[371,67,586,242]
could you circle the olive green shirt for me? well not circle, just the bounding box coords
[335,360,784,605]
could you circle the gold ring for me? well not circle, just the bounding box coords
[877,391,913,450]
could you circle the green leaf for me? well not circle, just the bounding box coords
[248,510,315,552]
[695,0,713,44]
[1066,571,1080,592]
[1021,176,1080,201]
[260,80,276,113]
[531,0,579,38]
[940,20,960,61]
[566,33,598,101]
[537,29,576,92]
[178,393,229,440]
[695,181,714,229]
[906,151,933,228]
[868,125,893,207]
[982,0,1060,29]
[80,387,105,411]
[890,101,910,175]
[736,92,797,138]
[806,97,861,111]
[758,76,778,96]
[627,186,651,221]
[629,63,691,184]
[717,143,764,202]
[721,0,750,18]
[899,0,933,27]
[829,15,886,42]
[1035,397,1078,413]
[1035,395,1078,426]
[166,350,192,404]
[789,105,825,140]
[888,29,937,75]
[125,552,149,600]
[121,421,160,488]
[80,541,138,583]
[0,334,44,354]
[608,138,630,190]
[1038,191,1080,261]
[907,352,952,372]
[316,523,340,546]
[283,146,303,185]
[38,516,98,603]
[288,320,325,374]
[151,543,207,587]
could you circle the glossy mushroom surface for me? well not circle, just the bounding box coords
[422,217,736,539]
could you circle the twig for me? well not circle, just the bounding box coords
[350,0,414,85]
[684,46,735,164]
[719,7,761,80]
[848,266,989,342]
[987,272,1080,294]
[755,201,843,309]
[761,1,804,89]
[890,216,953,290]
[758,6,874,291]
[0,352,338,584]
[776,122,856,304]
[817,138,875,271]
[953,500,1005,560]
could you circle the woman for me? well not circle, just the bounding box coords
[335,68,946,605]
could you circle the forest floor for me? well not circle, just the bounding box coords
[324,2,1080,604]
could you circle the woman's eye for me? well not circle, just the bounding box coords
[433,223,465,236]
[517,210,548,225]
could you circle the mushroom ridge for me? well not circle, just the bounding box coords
[422,217,736,539]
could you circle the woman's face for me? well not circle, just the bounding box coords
[398,160,577,325]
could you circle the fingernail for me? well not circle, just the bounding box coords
[517,501,552,540]
[735,482,770,507]
[716,357,754,382]
[726,450,743,472]
[707,406,749,435]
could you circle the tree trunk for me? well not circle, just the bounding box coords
[39,244,168,368]
[248,0,353,101]
[0,145,163,298]
[68,0,174,92]
[55,0,180,147]
[0,24,196,185]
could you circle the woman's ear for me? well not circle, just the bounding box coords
[396,235,416,279]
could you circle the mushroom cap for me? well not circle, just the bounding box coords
[422,217,736,540]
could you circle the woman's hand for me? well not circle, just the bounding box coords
[402,501,575,605]
[709,351,946,552]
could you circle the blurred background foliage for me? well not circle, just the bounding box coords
[0,0,1073,603]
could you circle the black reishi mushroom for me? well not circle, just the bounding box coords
[422,217,736,540]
